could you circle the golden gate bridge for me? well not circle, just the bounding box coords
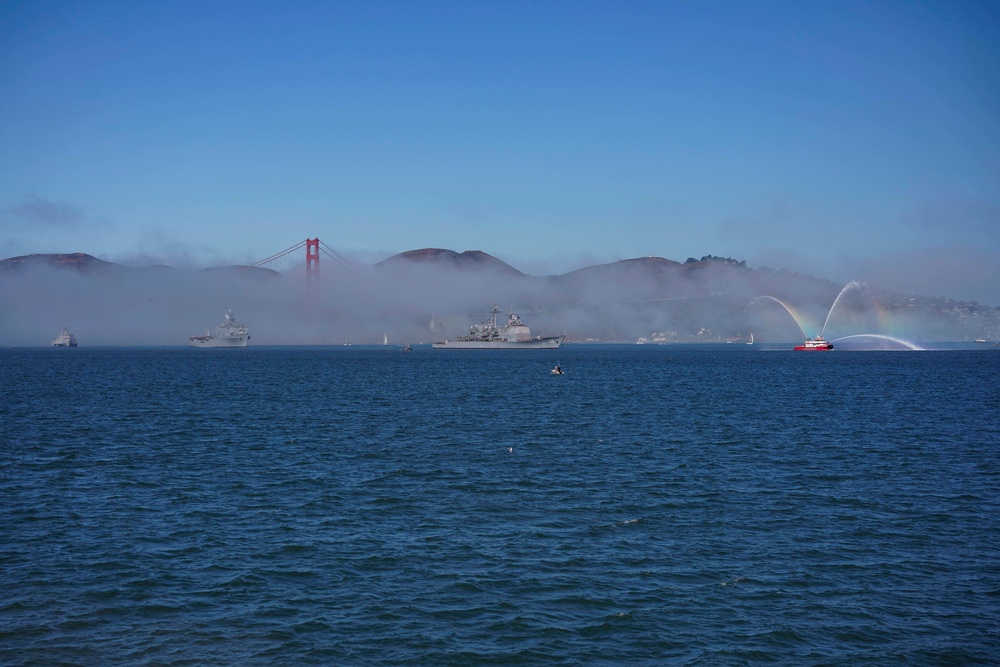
[250,238,364,282]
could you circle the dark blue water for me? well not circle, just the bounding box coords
[2,345,999,665]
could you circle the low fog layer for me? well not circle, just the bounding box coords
[2,254,998,347]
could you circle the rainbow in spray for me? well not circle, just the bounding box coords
[748,295,813,339]
[749,282,923,350]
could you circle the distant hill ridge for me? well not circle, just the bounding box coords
[0,249,865,308]
[2,249,996,314]
[0,252,279,278]
[376,248,525,276]
[0,252,119,273]
[0,249,767,281]
[0,248,845,311]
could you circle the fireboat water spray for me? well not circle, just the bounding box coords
[829,334,924,350]
[820,281,865,338]
[749,296,809,339]
[751,282,923,350]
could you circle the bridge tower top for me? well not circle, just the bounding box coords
[306,238,319,284]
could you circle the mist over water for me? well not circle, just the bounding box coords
[1,257,997,346]
[0,259,572,346]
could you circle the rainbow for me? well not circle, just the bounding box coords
[749,296,814,338]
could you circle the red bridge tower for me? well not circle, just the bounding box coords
[306,238,319,284]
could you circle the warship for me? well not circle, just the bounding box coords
[433,304,563,349]
[51,327,78,347]
[190,310,250,348]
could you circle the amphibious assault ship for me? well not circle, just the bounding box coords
[190,310,250,348]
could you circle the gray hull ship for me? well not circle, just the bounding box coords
[433,305,564,349]
[51,327,78,347]
[190,310,250,348]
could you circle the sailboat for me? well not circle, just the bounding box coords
[747,333,754,345]
[383,333,388,346]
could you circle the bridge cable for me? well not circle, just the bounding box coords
[318,240,369,279]
[252,240,307,267]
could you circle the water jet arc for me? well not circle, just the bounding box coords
[821,281,866,337]
[830,334,923,350]
[749,296,808,339]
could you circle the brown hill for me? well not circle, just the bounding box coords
[0,253,280,280]
[0,252,118,273]
[376,248,525,276]
[554,256,703,301]
[558,256,682,282]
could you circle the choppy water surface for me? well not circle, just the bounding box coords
[2,345,999,665]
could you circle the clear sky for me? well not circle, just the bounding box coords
[1,1,998,304]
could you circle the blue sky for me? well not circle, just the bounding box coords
[2,1,998,303]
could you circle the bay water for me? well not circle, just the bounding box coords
[2,345,998,665]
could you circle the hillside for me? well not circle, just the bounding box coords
[0,253,279,280]
[0,252,119,274]
[376,248,525,276]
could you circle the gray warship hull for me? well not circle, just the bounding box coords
[432,336,564,349]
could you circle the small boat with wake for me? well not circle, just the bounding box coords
[793,336,834,351]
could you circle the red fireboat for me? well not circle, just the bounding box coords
[793,336,834,351]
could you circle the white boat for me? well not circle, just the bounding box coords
[52,327,78,347]
[190,310,250,348]
[433,304,564,349]
[747,333,754,345]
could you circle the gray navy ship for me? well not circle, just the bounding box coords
[190,310,250,348]
[433,304,564,349]
[51,327,78,347]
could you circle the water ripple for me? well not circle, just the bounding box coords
[2,346,998,664]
